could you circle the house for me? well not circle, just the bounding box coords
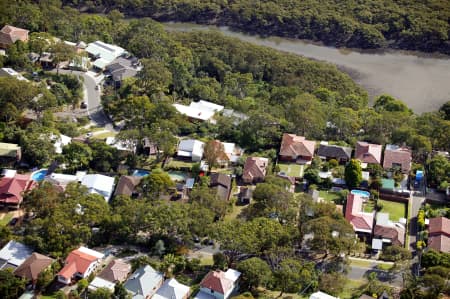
[207,140,243,167]
[372,213,405,249]
[173,100,224,123]
[383,144,412,173]
[114,175,142,197]
[345,193,374,237]
[85,41,125,70]
[210,173,232,201]
[105,56,141,87]
[0,240,33,270]
[81,174,116,202]
[106,137,136,153]
[98,259,131,283]
[196,269,241,299]
[0,173,34,208]
[317,143,352,163]
[242,157,269,184]
[124,265,164,299]
[14,253,54,287]
[0,25,29,49]
[0,142,21,161]
[57,246,104,284]
[88,277,116,292]
[279,133,315,163]
[309,291,339,299]
[177,139,205,162]
[143,138,158,156]
[427,216,450,253]
[355,141,382,167]
[0,68,29,81]
[44,171,85,191]
[51,134,71,154]
[89,258,131,292]
[153,278,190,299]
[277,173,296,193]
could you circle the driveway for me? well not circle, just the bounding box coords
[409,195,426,252]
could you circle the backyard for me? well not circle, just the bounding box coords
[278,163,304,178]
[364,199,407,222]
[319,190,341,203]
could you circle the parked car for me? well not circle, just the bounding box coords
[86,132,93,138]
[80,102,87,109]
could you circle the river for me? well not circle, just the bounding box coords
[164,22,450,113]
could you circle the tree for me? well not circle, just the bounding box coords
[137,169,174,199]
[373,95,411,114]
[237,257,272,290]
[319,272,347,296]
[62,142,93,172]
[203,140,226,171]
[345,159,362,189]
[380,245,412,262]
[427,155,450,187]
[0,269,26,299]
[439,101,450,120]
[302,216,356,257]
[274,258,316,296]
[51,42,75,75]
[89,287,112,299]
[137,58,172,95]
[114,282,131,299]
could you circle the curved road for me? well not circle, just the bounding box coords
[57,69,115,131]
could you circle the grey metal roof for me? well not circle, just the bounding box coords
[124,265,163,299]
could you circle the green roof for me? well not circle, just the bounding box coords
[381,178,395,190]
[0,142,20,158]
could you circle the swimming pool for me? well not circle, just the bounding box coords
[351,189,370,198]
[168,171,187,182]
[31,169,48,182]
[132,169,150,177]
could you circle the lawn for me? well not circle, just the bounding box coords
[340,279,366,299]
[165,159,195,170]
[278,163,304,178]
[92,131,117,139]
[319,190,340,202]
[0,213,13,226]
[379,199,407,222]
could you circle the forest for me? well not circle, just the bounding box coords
[42,0,450,54]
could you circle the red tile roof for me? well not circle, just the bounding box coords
[0,25,29,47]
[383,145,412,172]
[428,235,450,253]
[374,225,404,246]
[58,249,100,279]
[242,157,268,183]
[345,193,374,232]
[355,141,382,164]
[200,271,233,295]
[429,217,450,236]
[279,134,315,158]
[0,174,32,205]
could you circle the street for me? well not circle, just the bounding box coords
[56,69,115,131]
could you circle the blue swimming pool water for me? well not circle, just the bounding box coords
[132,170,150,177]
[351,189,370,198]
[31,169,48,182]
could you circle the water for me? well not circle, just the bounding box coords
[351,189,370,198]
[132,169,150,177]
[164,22,450,113]
[31,169,48,182]
[168,171,188,182]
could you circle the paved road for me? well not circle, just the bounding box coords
[56,69,115,131]
[409,195,426,251]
